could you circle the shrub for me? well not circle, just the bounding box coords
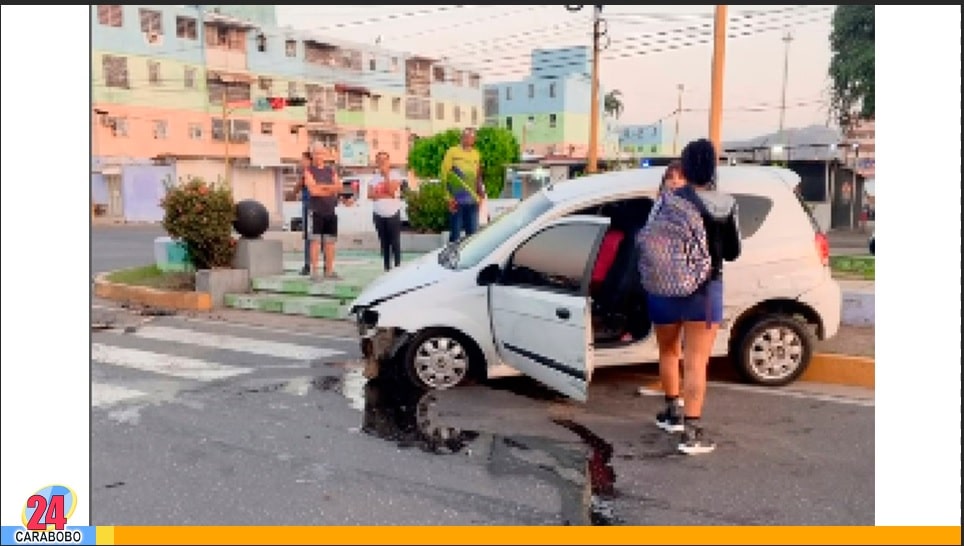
[404,181,450,234]
[160,177,237,269]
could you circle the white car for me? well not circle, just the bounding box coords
[350,165,841,402]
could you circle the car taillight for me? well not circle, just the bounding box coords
[815,232,830,266]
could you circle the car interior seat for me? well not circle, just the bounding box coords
[595,198,654,340]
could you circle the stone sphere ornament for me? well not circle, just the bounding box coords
[233,199,270,239]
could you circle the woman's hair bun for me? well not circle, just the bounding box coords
[681,138,717,187]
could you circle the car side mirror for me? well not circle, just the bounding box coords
[477,263,501,286]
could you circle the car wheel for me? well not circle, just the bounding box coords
[734,314,815,387]
[402,328,476,391]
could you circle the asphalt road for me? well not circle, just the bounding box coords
[90,304,874,526]
[91,224,166,274]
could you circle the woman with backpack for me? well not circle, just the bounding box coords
[637,139,742,455]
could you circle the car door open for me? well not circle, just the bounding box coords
[484,216,610,402]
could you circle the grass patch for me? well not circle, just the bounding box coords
[106,265,195,291]
[831,255,875,280]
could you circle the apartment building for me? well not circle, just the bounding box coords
[91,4,484,222]
[482,46,619,159]
[842,118,874,178]
[618,122,666,159]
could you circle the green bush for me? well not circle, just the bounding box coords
[404,181,450,234]
[407,126,520,199]
[160,177,237,269]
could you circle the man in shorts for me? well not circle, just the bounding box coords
[303,143,344,279]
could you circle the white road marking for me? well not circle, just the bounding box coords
[92,382,147,408]
[130,325,346,360]
[91,343,252,381]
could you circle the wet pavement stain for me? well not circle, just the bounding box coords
[339,376,620,525]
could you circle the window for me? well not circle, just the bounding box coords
[549,114,557,128]
[97,5,123,27]
[139,8,162,35]
[152,120,168,139]
[650,145,657,154]
[188,123,203,140]
[260,122,273,135]
[471,107,478,125]
[259,77,272,91]
[211,119,251,142]
[732,194,774,239]
[505,116,513,130]
[184,67,195,88]
[369,58,376,71]
[454,106,461,123]
[468,73,480,89]
[549,83,557,98]
[107,116,128,137]
[147,61,160,85]
[176,16,197,39]
[528,84,534,98]
[392,133,401,151]
[454,192,554,270]
[505,87,512,100]
[285,40,296,57]
[435,102,445,120]
[256,33,266,52]
[433,66,445,82]
[370,96,380,111]
[392,97,401,114]
[102,55,129,88]
[502,222,603,295]
[372,137,380,149]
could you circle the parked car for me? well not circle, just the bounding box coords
[350,166,842,401]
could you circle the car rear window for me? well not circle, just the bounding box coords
[791,187,823,234]
[732,193,774,239]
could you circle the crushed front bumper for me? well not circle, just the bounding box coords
[355,308,410,378]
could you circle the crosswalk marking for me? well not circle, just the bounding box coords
[92,382,147,408]
[91,343,253,381]
[130,325,345,361]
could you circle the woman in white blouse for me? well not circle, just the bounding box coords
[369,151,404,271]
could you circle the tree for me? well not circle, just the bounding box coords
[828,5,874,128]
[604,90,624,119]
[407,126,520,199]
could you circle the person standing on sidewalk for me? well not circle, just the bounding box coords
[440,127,486,242]
[303,143,344,280]
[369,151,403,272]
[639,139,741,455]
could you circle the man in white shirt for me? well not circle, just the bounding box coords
[368,151,404,271]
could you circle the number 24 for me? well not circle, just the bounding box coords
[26,495,67,530]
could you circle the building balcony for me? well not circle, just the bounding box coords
[206,48,248,74]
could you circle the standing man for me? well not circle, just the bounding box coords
[440,127,486,242]
[303,143,344,280]
[292,151,314,275]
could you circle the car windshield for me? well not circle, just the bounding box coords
[448,192,554,270]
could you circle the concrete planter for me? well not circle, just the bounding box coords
[195,268,250,308]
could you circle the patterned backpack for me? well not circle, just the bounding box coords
[636,192,712,297]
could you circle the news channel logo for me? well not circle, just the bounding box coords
[0,485,96,545]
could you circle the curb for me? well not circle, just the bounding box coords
[93,272,212,312]
[799,353,874,389]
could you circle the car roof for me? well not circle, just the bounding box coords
[543,165,801,207]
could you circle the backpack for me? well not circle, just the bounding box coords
[636,192,712,297]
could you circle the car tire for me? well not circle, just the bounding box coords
[733,314,815,387]
[402,328,478,391]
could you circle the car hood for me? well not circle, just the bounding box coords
[350,249,448,310]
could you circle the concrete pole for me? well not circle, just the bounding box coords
[708,5,728,156]
[587,5,602,173]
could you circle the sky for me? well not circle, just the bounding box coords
[274,4,836,143]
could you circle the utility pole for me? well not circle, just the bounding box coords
[708,5,727,156]
[778,31,793,155]
[587,4,604,174]
[673,83,684,156]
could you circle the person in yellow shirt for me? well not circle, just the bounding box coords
[439,127,486,242]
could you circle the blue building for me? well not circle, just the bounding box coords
[618,122,666,158]
[483,46,619,159]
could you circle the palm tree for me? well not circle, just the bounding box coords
[604,90,624,119]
